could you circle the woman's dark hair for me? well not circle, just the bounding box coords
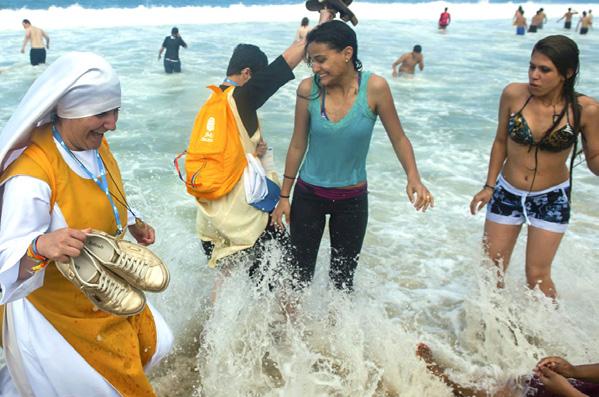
[305,20,362,72]
[301,17,309,26]
[532,35,582,197]
[532,35,580,125]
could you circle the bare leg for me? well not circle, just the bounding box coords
[524,226,564,299]
[483,220,522,288]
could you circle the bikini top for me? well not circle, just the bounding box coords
[508,95,578,152]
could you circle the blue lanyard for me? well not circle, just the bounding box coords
[223,77,239,87]
[52,124,123,235]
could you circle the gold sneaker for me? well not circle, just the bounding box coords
[83,230,170,292]
[56,249,146,317]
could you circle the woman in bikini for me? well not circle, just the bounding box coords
[272,20,432,291]
[470,35,599,298]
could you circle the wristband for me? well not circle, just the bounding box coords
[279,194,290,199]
[483,183,496,191]
[26,236,49,271]
[283,175,296,180]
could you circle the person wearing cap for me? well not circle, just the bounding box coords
[196,10,335,299]
[0,52,173,396]
[158,26,187,73]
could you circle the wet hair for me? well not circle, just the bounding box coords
[226,44,268,76]
[301,17,309,26]
[22,19,30,24]
[413,45,422,53]
[171,27,178,35]
[532,35,582,192]
[305,20,362,72]
[444,7,448,11]
[582,11,587,16]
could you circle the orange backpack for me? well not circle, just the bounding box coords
[175,85,247,200]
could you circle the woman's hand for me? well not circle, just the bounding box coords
[536,356,576,378]
[35,228,89,262]
[470,188,494,215]
[271,198,291,229]
[534,366,581,396]
[128,221,155,246]
[406,180,434,212]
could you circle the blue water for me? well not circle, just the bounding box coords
[1,0,593,10]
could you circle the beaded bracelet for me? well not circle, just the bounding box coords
[26,236,49,272]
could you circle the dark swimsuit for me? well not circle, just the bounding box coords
[508,95,578,153]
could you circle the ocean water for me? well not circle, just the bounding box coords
[1,2,599,396]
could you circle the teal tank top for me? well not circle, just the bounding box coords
[299,71,377,188]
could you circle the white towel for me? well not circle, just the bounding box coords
[243,153,268,204]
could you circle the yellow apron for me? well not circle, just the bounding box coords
[0,125,158,397]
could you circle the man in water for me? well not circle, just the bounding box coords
[158,27,187,73]
[557,8,578,29]
[536,8,548,28]
[392,45,424,77]
[438,7,451,30]
[528,10,544,32]
[576,11,592,34]
[514,10,527,35]
[20,19,49,66]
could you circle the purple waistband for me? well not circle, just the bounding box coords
[296,178,367,200]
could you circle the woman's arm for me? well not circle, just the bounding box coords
[271,78,312,227]
[369,74,433,211]
[579,97,599,175]
[470,84,513,214]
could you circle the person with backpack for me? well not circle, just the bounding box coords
[183,10,335,299]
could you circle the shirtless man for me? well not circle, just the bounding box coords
[514,11,527,35]
[392,45,424,77]
[557,8,578,29]
[21,19,49,66]
[576,11,592,34]
[528,10,544,32]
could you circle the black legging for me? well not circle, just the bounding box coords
[290,183,368,291]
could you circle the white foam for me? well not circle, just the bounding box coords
[1,2,596,31]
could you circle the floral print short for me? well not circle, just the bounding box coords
[486,174,570,233]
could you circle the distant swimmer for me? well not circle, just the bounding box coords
[158,27,187,74]
[536,8,548,28]
[438,7,451,30]
[576,11,592,34]
[20,19,49,66]
[295,17,311,41]
[528,10,544,32]
[391,45,424,77]
[513,5,524,22]
[557,8,578,29]
[514,10,527,35]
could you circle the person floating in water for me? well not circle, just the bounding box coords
[20,19,49,66]
[158,27,187,74]
[438,7,451,30]
[416,343,599,397]
[392,45,424,77]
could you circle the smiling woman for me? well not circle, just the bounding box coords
[55,107,119,151]
[272,19,433,292]
[469,35,599,299]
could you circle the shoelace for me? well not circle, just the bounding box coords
[98,273,128,304]
[115,254,150,281]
